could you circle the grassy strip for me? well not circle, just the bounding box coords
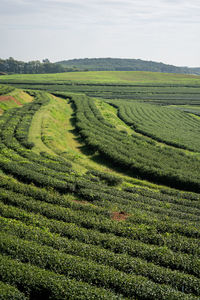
[1,71,200,85]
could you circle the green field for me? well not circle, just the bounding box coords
[1,70,200,84]
[0,72,200,299]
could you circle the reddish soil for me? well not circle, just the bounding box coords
[111,211,130,221]
[0,95,22,106]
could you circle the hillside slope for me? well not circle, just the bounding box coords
[0,86,200,299]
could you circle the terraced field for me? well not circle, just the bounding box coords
[108,100,200,152]
[0,74,200,300]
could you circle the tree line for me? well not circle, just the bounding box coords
[0,57,81,74]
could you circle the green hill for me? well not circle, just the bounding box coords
[57,57,200,74]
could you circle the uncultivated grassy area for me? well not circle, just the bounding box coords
[95,99,134,135]
[28,94,55,155]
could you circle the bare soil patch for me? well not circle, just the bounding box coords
[0,95,22,105]
[111,211,130,221]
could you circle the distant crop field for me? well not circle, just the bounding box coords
[1,70,200,84]
[1,71,200,107]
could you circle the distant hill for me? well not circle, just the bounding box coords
[57,58,200,75]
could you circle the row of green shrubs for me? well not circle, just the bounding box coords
[0,233,197,300]
[1,185,199,254]
[1,91,199,228]
[0,200,199,278]
[1,216,200,296]
[0,254,120,300]
[0,84,14,96]
[0,281,27,300]
[72,94,200,192]
[1,143,199,238]
[123,186,200,209]
[1,172,199,256]
[113,100,200,152]
[0,174,109,216]
[0,89,199,298]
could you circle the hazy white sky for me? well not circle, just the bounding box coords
[0,0,200,67]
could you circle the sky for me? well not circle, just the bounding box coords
[0,0,200,67]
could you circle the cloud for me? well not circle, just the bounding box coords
[1,0,200,25]
[0,0,200,66]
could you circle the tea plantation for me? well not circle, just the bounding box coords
[0,71,200,299]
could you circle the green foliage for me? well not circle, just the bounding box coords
[0,254,120,300]
[0,233,198,299]
[110,100,200,152]
[0,85,15,95]
[87,169,122,186]
[57,58,200,74]
[0,281,27,300]
[0,216,200,296]
[0,57,66,74]
[71,94,200,192]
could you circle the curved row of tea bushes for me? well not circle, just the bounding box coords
[0,254,121,300]
[0,281,27,300]
[3,81,200,105]
[123,186,200,209]
[71,94,200,192]
[0,89,200,298]
[0,174,109,216]
[1,148,199,232]
[111,101,200,152]
[0,233,198,300]
[1,200,199,279]
[87,169,123,186]
[1,216,200,296]
[1,186,200,250]
[1,173,200,257]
